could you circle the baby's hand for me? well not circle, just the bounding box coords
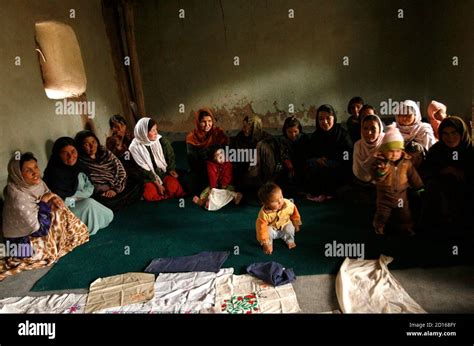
[263,243,273,255]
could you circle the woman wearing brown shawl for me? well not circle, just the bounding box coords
[230,114,281,191]
[186,108,228,193]
[75,130,143,210]
[1,152,89,281]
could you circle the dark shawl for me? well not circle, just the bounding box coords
[44,137,85,200]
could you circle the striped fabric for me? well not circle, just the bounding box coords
[78,147,127,194]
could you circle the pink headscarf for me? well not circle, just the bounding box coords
[427,100,447,139]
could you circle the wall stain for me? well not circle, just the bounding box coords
[177,101,318,133]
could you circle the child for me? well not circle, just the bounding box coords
[372,124,424,235]
[426,100,448,140]
[346,96,364,143]
[396,100,436,167]
[256,183,302,254]
[193,147,242,210]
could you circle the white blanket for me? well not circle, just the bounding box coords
[0,293,87,313]
[336,255,426,313]
[0,268,300,314]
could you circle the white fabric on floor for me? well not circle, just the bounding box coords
[207,188,235,211]
[0,268,300,314]
[208,271,301,313]
[0,293,86,313]
[336,255,426,313]
[85,272,155,313]
[98,268,233,313]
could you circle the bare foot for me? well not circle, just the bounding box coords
[192,196,205,207]
[234,192,243,205]
[263,243,273,255]
[287,242,296,249]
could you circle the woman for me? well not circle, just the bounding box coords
[129,117,185,201]
[307,104,353,201]
[75,130,142,210]
[396,100,437,167]
[186,108,228,193]
[1,152,89,281]
[278,116,310,191]
[44,137,114,235]
[420,116,473,230]
[231,114,280,190]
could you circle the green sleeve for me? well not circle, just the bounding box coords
[161,137,176,172]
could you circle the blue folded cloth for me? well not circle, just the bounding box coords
[246,261,296,286]
[144,251,230,275]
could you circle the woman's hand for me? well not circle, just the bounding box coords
[41,192,54,203]
[47,194,65,211]
[102,190,117,198]
[169,170,179,178]
[154,181,166,195]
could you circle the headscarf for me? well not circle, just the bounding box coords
[311,104,353,159]
[396,100,436,150]
[427,100,447,140]
[424,116,473,178]
[186,108,228,148]
[353,115,385,182]
[245,114,267,145]
[43,137,84,199]
[2,154,50,238]
[129,117,167,183]
[437,116,472,151]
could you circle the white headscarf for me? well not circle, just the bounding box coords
[352,115,385,182]
[129,117,167,183]
[2,155,50,238]
[396,100,436,150]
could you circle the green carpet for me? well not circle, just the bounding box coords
[31,196,473,291]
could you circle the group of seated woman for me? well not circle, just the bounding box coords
[1,98,472,281]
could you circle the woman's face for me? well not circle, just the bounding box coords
[441,126,461,148]
[285,126,300,141]
[242,120,252,137]
[147,124,158,141]
[397,111,416,126]
[59,145,78,166]
[361,120,380,144]
[82,136,98,158]
[111,121,126,136]
[349,102,363,117]
[21,159,41,185]
[199,115,213,132]
[318,111,334,131]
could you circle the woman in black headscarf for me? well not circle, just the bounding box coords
[306,104,353,201]
[44,137,113,235]
[420,116,473,230]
